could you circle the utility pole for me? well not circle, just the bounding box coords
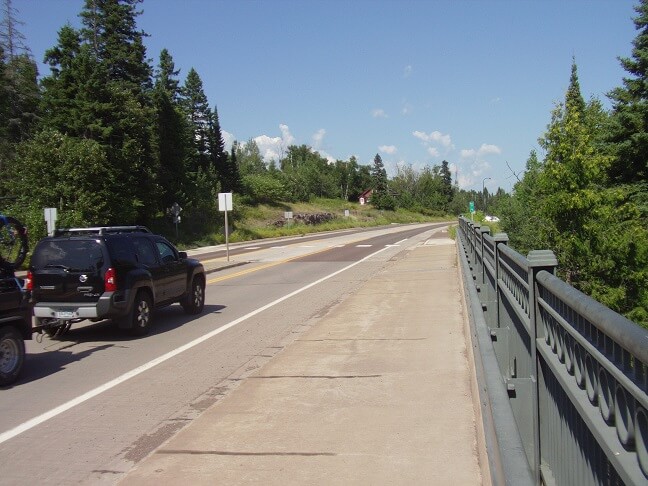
[482,177,491,213]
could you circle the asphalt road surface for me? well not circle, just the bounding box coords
[0,223,450,484]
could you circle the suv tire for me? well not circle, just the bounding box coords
[0,325,25,386]
[126,291,152,336]
[182,276,205,315]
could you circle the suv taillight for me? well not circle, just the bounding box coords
[24,271,33,290]
[104,267,117,291]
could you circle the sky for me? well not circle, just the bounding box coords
[10,0,640,192]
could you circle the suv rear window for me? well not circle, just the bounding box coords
[32,240,105,271]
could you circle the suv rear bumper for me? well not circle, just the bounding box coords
[33,291,130,321]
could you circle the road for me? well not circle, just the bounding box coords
[0,223,449,484]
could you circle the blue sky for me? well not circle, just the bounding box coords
[13,0,639,192]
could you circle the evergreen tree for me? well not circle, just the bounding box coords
[210,106,227,184]
[538,65,612,283]
[180,68,212,173]
[0,0,30,60]
[178,67,219,224]
[0,0,39,144]
[566,57,586,117]
[370,153,394,210]
[80,0,151,95]
[0,46,9,173]
[440,160,453,206]
[156,48,179,98]
[221,144,242,193]
[607,0,648,184]
[38,0,155,223]
[153,48,188,212]
[370,153,387,192]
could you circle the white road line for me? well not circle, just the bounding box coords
[270,246,286,249]
[243,246,261,250]
[356,244,372,248]
[0,245,392,445]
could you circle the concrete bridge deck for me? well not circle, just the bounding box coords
[121,236,488,485]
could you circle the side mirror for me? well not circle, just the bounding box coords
[179,251,188,259]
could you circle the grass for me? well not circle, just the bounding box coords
[177,198,453,249]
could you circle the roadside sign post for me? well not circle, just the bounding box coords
[218,192,233,261]
[170,202,182,239]
[469,201,475,221]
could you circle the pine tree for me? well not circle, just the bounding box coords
[0,0,39,143]
[39,0,156,224]
[178,67,219,222]
[80,0,151,94]
[566,57,586,117]
[221,144,242,193]
[0,0,30,60]
[371,153,387,193]
[0,45,9,173]
[180,68,212,173]
[210,106,227,184]
[440,160,453,206]
[153,48,188,212]
[607,0,648,184]
[370,153,394,210]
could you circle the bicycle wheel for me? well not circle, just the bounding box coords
[0,216,28,269]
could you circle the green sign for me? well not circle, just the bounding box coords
[469,201,475,213]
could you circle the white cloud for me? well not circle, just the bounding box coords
[460,143,502,159]
[254,124,296,162]
[455,159,492,190]
[372,108,388,118]
[312,128,326,148]
[280,124,295,146]
[413,130,454,159]
[222,130,235,152]
[318,150,337,164]
[403,65,413,78]
[427,147,440,157]
[401,102,413,115]
[379,145,397,155]
[478,143,501,155]
[413,130,453,148]
[460,149,476,158]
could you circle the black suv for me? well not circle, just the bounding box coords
[0,272,31,386]
[27,226,205,336]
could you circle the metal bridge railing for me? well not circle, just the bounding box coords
[457,216,648,486]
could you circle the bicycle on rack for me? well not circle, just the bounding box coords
[0,215,28,271]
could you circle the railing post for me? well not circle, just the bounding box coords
[480,226,490,286]
[473,224,482,281]
[527,250,558,485]
[493,233,508,330]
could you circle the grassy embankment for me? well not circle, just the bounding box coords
[181,198,453,249]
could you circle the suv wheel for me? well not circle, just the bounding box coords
[182,276,205,315]
[127,291,152,336]
[0,325,25,386]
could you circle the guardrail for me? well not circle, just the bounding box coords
[457,216,648,486]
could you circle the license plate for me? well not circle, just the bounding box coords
[55,310,76,319]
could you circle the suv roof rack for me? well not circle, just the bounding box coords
[53,226,152,236]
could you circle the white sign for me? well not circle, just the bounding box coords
[44,207,58,235]
[218,192,233,212]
